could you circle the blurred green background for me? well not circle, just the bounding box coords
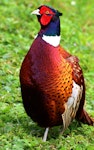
[0,0,94,149]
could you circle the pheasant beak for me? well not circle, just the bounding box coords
[31,9,41,15]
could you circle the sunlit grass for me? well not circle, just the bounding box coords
[0,0,94,149]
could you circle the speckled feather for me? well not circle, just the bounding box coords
[20,37,72,127]
[20,36,93,128]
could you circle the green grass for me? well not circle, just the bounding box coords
[0,0,94,149]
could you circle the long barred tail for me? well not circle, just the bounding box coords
[77,109,94,126]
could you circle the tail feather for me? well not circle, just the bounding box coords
[76,109,94,126]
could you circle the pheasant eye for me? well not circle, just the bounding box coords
[45,11,50,14]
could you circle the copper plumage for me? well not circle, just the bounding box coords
[20,5,94,141]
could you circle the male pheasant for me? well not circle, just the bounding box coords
[20,5,94,141]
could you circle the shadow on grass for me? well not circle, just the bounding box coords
[17,114,88,141]
[1,105,92,142]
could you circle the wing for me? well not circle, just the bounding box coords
[59,46,84,86]
[59,46,94,129]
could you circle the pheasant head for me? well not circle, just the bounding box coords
[32,5,62,46]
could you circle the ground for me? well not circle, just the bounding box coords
[0,0,94,149]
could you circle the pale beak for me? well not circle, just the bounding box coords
[31,9,41,15]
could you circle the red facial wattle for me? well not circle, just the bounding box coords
[40,14,53,26]
[39,6,55,26]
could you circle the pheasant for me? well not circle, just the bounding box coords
[20,5,94,141]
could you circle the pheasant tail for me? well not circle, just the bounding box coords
[77,109,94,125]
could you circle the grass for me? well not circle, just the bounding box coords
[0,0,94,149]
